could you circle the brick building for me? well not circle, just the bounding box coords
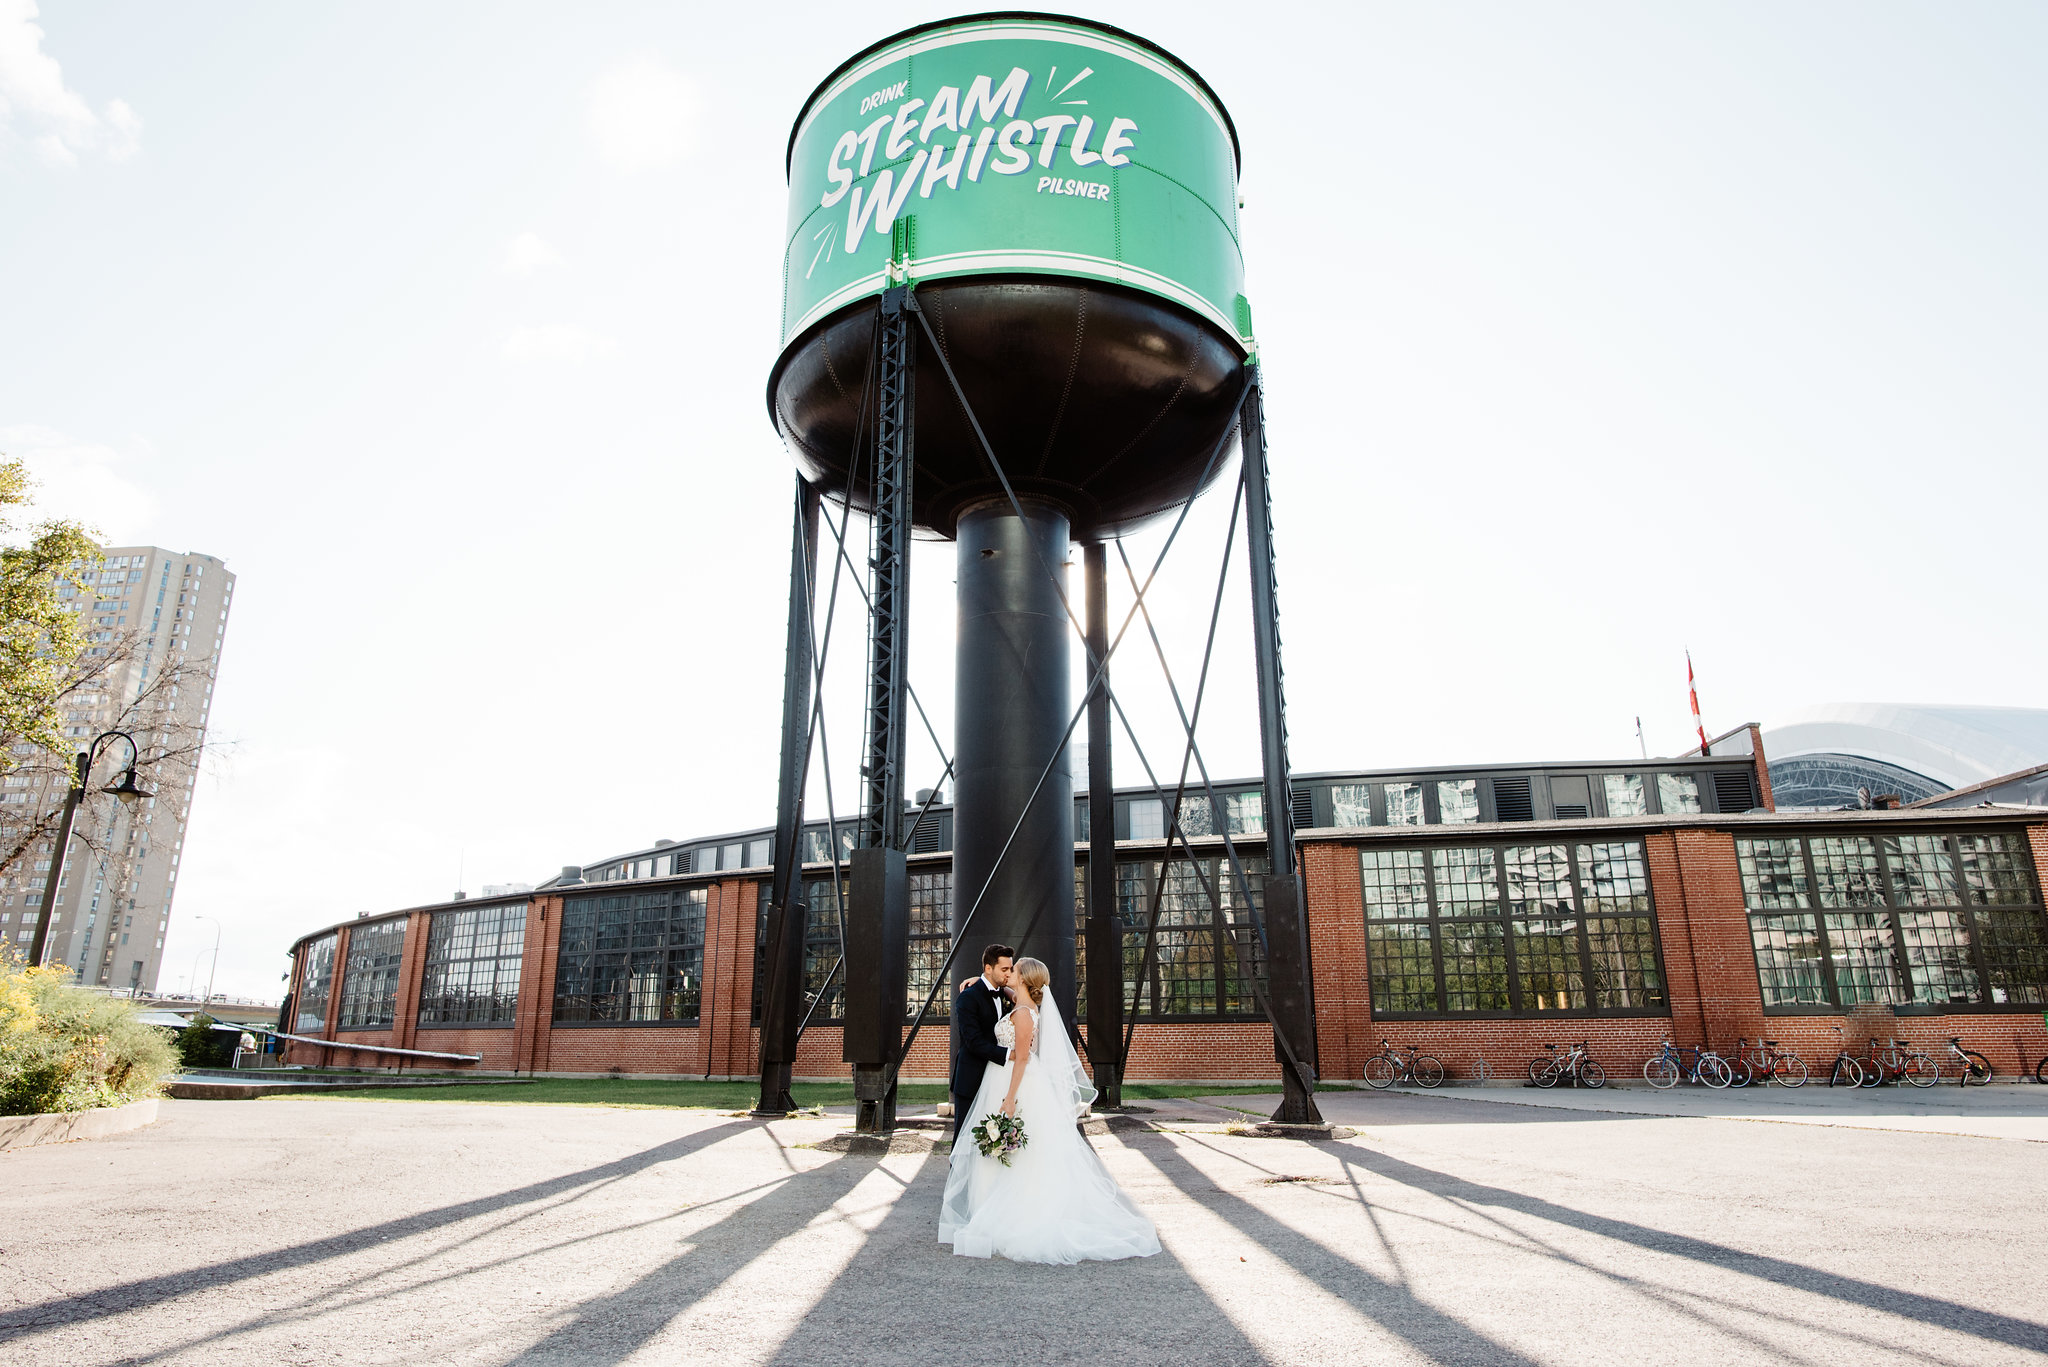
[279,744,2048,1084]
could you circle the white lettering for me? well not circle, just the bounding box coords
[886,100,927,159]
[921,134,969,197]
[857,80,910,117]
[843,150,929,252]
[920,86,960,143]
[1034,177,1110,201]
[821,130,857,207]
[963,68,1030,126]
[991,119,1034,175]
[1068,116,1102,167]
[855,115,891,177]
[1101,118,1138,168]
[1032,115,1077,169]
[966,124,998,181]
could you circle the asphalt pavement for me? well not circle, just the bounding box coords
[3,1090,2045,1366]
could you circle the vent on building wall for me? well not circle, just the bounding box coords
[1494,777,1534,822]
[1291,786,1314,831]
[911,813,944,854]
[1714,770,1758,813]
[1554,804,1589,820]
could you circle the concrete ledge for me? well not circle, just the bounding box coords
[0,1097,159,1151]
[167,1077,536,1100]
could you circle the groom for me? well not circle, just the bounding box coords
[950,944,1015,1139]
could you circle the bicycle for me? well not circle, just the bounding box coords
[1644,1039,1732,1089]
[1938,1036,1992,1086]
[2037,1054,2048,1086]
[1861,1036,1937,1088]
[1825,1025,1866,1088]
[1727,1037,1807,1088]
[1363,1039,1446,1089]
[1528,1040,1606,1089]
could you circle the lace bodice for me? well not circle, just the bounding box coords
[993,1005,1036,1053]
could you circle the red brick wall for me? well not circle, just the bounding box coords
[276,822,2048,1084]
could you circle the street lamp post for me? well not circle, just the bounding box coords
[191,913,222,1006]
[23,730,151,971]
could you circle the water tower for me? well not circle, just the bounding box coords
[755,13,1320,1130]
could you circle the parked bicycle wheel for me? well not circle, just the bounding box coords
[1771,1054,1808,1088]
[1700,1056,1732,1089]
[1725,1057,1755,1088]
[1829,1057,1863,1088]
[1961,1051,1992,1086]
[2036,1055,2048,1086]
[1857,1057,1884,1088]
[1363,1056,1396,1090]
[1532,1061,1561,1089]
[1412,1054,1445,1088]
[1579,1060,1606,1089]
[1645,1056,1680,1089]
[1898,1053,1937,1088]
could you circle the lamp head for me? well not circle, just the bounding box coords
[107,769,150,805]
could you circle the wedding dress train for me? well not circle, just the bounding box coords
[936,994,1160,1264]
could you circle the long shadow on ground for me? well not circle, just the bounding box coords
[0,1120,752,1339]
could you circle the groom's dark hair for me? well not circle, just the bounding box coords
[981,943,1015,968]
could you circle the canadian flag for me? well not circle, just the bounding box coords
[1688,652,1709,756]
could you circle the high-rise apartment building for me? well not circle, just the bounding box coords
[0,546,234,993]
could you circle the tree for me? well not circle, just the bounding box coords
[0,458,98,766]
[0,456,219,890]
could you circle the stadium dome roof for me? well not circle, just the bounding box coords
[1763,704,2048,805]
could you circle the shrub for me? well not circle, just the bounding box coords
[0,952,178,1115]
[176,1013,236,1069]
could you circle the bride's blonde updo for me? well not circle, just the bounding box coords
[1014,957,1050,1007]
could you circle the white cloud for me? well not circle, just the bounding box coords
[501,324,618,364]
[585,55,697,172]
[0,1,141,164]
[501,231,563,276]
[0,424,158,539]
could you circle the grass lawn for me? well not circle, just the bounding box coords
[286,1077,1347,1110]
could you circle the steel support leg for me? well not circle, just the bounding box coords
[756,479,822,1115]
[1082,539,1122,1108]
[1241,370,1322,1126]
[845,285,916,1132]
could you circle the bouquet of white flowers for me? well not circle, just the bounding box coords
[970,1111,1028,1166]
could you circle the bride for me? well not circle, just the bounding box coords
[938,956,1160,1263]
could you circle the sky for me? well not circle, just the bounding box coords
[2,2,2043,1001]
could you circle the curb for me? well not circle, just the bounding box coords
[0,1098,160,1151]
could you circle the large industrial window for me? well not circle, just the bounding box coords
[553,887,707,1025]
[418,902,526,1027]
[337,919,407,1030]
[1359,841,1667,1018]
[1113,856,1267,1020]
[905,869,953,1021]
[295,933,336,1033]
[1736,829,2048,1011]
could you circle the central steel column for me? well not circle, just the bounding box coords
[951,499,1076,1030]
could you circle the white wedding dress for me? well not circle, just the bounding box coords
[937,993,1160,1263]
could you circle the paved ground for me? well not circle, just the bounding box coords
[1231,1080,2048,1143]
[4,1092,2047,1366]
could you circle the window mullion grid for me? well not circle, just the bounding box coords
[1568,845,1600,1016]
[1494,847,1521,1014]
[1425,849,1449,1014]
[1800,835,1844,1009]
[1951,833,1995,1008]
[1873,835,1916,1005]
[1208,857,1228,1018]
